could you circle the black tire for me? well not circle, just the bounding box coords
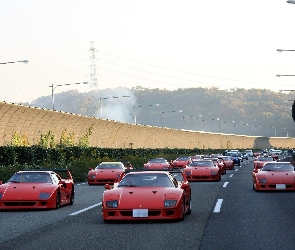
[180,198,185,221]
[69,187,74,205]
[186,193,192,215]
[55,191,60,209]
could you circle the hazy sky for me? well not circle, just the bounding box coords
[1,0,295,103]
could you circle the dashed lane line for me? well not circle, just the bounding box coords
[223,182,229,187]
[69,202,102,216]
[213,199,223,213]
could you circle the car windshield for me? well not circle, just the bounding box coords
[149,158,167,163]
[189,161,214,167]
[8,172,52,183]
[262,163,294,171]
[176,156,190,161]
[118,173,174,187]
[96,163,123,169]
[257,157,273,161]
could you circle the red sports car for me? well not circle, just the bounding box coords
[253,162,295,191]
[102,170,191,221]
[253,156,276,172]
[190,155,204,160]
[171,156,192,169]
[218,156,234,170]
[143,158,172,170]
[183,160,221,181]
[88,162,126,185]
[203,157,226,175]
[0,169,74,210]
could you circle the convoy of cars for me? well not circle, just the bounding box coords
[1,150,293,221]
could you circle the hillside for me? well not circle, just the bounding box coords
[29,86,295,137]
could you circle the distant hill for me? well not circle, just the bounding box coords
[29,86,295,137]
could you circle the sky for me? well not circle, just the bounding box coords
[1,0,295,104]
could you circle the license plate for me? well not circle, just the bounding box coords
[133,209,148,217]
[276,184,286,189]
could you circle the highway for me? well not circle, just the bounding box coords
[0,155,294,250]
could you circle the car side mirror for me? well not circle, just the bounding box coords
[59,180,65,185]
[89,168,93,171]
[180,182,189,189]
[105,184,113,190]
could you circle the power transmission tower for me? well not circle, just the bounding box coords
[90,41,98,88]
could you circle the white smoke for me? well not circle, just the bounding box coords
[94,87,136,124]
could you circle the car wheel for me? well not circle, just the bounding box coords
[186,193,192,215]
[180,198,185,221]
[69,187,74,205]
[55,191,61,209]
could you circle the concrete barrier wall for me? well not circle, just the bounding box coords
[0,102,294,149]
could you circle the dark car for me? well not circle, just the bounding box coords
[225,152,242,165]
[239,152,249,160]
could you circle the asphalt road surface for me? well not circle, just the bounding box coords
[0,155,294,250]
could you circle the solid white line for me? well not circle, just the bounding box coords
[69,202,102,216]
[230,174,233,177]
[235,169,238,171]
[223,182,229,187]
[213,199,223,213]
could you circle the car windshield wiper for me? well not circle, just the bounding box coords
[8,181,20,183]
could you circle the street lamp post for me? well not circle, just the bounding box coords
[99,97,109,117]
[133,104,159,124]
[0,60,29,65]
[99,95,130,117]
[277,49,295,52]
[283,128,289,137]
[49,82,88,110]
[271,127,277,137]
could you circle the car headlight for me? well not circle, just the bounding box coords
[39,193,51,199]
[211,171,217,175]
[89,175,96,178]
[164,200,177,207]
[0,193,3,199]
[258,178,267,183]
[185,171,191,176]
[116,173,121,178]
[106,200,118,208]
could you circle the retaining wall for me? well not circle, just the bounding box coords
[0,102,294,149]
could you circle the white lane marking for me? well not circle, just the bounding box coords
[69,202,102,216]
[230,174,233,177]
[76,183,87,185]
[213,199,223,213]
[240,165,242,168]
[235,169,238,171]
[223,182,229,187]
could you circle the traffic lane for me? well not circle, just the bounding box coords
[0,183,105,244]
[0,180,224,250]
[200,156,295,250]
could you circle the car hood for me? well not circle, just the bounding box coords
[186,167,217,174]
[0,183,56,200]
[105,187,182,209]
[264,172,294,182]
